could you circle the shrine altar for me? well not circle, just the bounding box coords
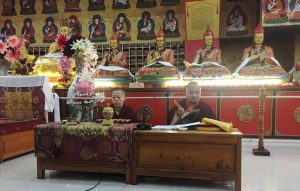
[34,122,135,183]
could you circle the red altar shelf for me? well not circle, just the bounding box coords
[55,85,300,138]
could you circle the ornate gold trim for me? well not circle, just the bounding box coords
[237,105,255,122]
[137,105,153,122]
[294,107,300,124]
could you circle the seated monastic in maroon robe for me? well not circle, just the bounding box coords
[168,99,215,125]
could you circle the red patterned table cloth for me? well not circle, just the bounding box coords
[34,122,135,162]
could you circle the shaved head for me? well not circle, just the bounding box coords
[186,82,201,105]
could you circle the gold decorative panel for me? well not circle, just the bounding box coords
[237,105,255,122]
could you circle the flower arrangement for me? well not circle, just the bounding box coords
[57,56,74,87]
[0,34,36,75]
[55,35,98,90]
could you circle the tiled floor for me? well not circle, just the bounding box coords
[0,139,299,191]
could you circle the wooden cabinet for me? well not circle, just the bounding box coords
[132,129,242,191]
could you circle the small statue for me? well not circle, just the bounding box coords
[48,18,72,53]
[101,106,114,126]
[192,26,221,65]
[145,27,175,65]
[234,23,287,76]
[136,28,179,83]
[99,33,127,68]
[242,23,274,66]
[184,26,231,79]
[96,33,131,83]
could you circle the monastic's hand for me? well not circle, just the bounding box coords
[154,52,161,60]
[249,54,260,62]
[176,107,185,118]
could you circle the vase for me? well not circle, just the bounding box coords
[79,101,94,122]
[73,55,85,75]
[0,59,9,76]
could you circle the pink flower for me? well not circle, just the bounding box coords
[5,49,21,62]
[7,35,20,48]
[0,40,7,54]
[75,82,94,95]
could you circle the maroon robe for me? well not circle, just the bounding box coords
[169,99,215,125]
[22,26,35,42]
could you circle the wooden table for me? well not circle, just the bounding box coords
[132,129,242,191]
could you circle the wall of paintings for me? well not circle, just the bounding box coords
[262,0,300,27]
[220,0,258,38]
[0,0,185,45]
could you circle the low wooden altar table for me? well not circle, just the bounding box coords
[34,122,135,184]
[132,129,242,191]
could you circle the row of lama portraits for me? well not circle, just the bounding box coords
[1,10,181,43]
[2,0,180,16]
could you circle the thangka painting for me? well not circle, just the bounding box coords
[1,19,16,37]
[262,0,288,24]
[69,15,82,36]
[42,0,58,14]
[112,0,130,9]
[64,0,81,12]
[113,13,131,40]
[137,11,156,40]
[226,5,248,36]
[289,0,300,22]
[20,0,36,15]
[163,9,180,38]
[2,0,17,16]
[161,0,180,6]
[22,18,36,43]
[88,14,107,42]
[88,0,105,11]
[42,17,58,43]
[136,0,157,8]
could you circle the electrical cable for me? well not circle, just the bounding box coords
[84,177,102,191]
